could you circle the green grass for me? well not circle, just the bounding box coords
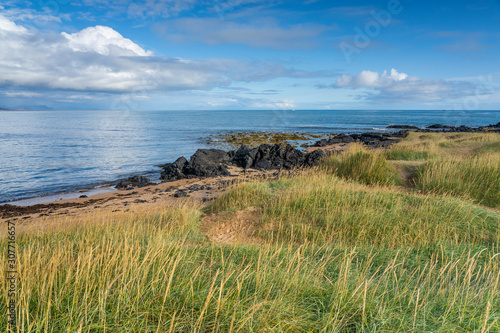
[413,154,500,208]
[321,144,402,186]
[1,203,499,332]
[1,132,499,332]
[384,148,435,161]
[380,132,500,208]
[209,173,500,248]
[475,141,500,155]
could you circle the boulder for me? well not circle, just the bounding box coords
[251,143,306,170]
[189,149,232,166]
[185,149,231,177]
[233,144,259,169]
[116,175,151,189]
[304,149,326,167]
[327,133,356,144]
[160,157,188,181]
[312,139,329,147]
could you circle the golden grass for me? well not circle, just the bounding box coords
[321,143,402,186]
[2,200,499,332]
[1,131,499,332]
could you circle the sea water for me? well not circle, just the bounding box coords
[1,109,498,203]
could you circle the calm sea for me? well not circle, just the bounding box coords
[1,109,499,203]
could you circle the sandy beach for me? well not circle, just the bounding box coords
[0,141,354,232]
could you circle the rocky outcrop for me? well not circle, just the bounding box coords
[156,123,499,184]
[426,124,500,133]
[387,125,421,130]
[116,176,151,189]
[242,143,305,170]
[427,124,455,129]
[311,131,408,148]
[159,157,188,181]
[160,149,231,181]
[160,143,327,182]
[303,150,326,167]
[184,149,232,178]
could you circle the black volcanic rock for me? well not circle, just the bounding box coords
[160,157,188,181]
[116,176,151,189]
[161,149,231,180]
[253,143,305,170]
[233,144,258,169]
[184,149,231,178]
[328,133,357,144]
[159,142,328,183]
[311,134,355,147]
[303,149,326,167]
[310,131,408,148]
[387,125,420,130]
[427,124,454,129]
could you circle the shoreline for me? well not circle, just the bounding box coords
[1,123,499,222]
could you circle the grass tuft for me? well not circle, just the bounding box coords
[322,144,402,186]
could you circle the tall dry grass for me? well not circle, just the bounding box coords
[209,171,500,248]
[321,143,402,186]
[2,203,499,332]
[414,153,500,208]
[1,131,499,332]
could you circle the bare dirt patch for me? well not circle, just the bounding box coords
[201,206,263,245]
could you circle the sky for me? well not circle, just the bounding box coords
[0,0,500,111]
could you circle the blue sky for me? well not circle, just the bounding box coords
[0,0,499,110]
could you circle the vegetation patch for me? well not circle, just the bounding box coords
[321,144,402,186]
[414,154,500,208]
[209,172,499,247]
[384,148,435,161]
[203,131,327,150]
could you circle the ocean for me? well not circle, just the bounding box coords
[1,109,499,203]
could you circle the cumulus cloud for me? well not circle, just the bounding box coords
[0,14,28,33]
[336,69,408,89]
[62,26,153,56]
[332,69,484,103]
[0,15,326,94]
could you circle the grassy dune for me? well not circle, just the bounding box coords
[1,132,500,332]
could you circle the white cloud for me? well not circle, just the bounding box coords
[0,6,71,29]
[62,26,153,56]
[4,91,43,98]
[333,69,485,103]
[0,14,28,33]
[336,68,408,88]
[0,15,326,95]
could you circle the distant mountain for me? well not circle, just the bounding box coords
[0,107,11,111]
